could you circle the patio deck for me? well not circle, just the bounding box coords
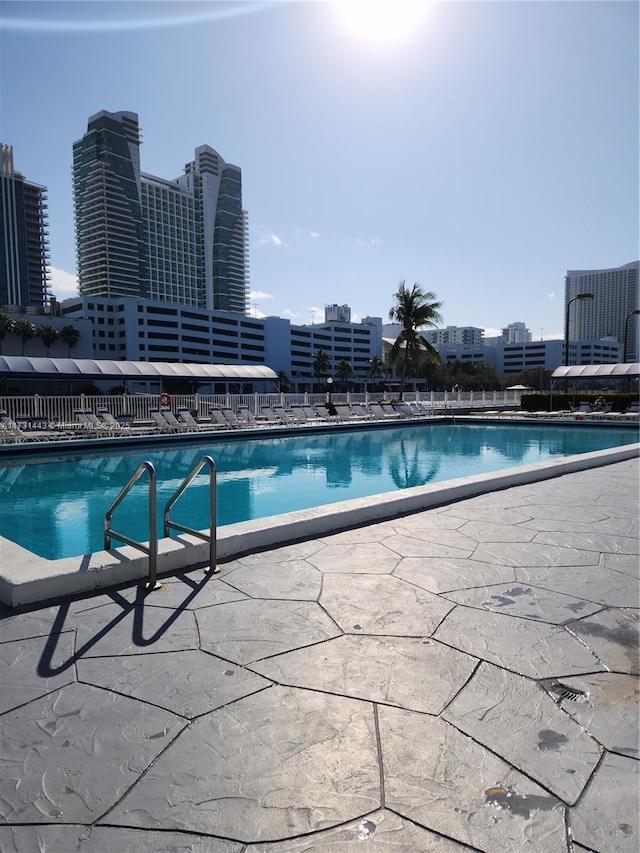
[0,457,637,851]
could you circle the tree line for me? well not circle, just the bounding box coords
[0,313,81,357]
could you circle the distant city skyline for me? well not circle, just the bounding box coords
[1,0,637,337]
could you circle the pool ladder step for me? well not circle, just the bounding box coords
[104,455,217,591]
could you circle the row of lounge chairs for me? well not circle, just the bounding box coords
[208,400,439,428]
[0,400,443,443]
[524,400,640,421]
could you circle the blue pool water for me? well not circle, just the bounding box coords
[1,421,637,560]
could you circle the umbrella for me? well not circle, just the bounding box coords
[505,384,532,390]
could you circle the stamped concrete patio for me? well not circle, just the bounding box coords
[0,457,638,852]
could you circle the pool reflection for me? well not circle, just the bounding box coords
[0,422,636,560]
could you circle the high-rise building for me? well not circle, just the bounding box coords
[565,261,639,361]
[73,111,248,313]
[325,304,351,323]
[422,326,485,346]
[500,322,531,344]
[73,111,147,301]
[0,144,50,309]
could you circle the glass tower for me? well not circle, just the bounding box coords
[565,262,639,361]
[73,111,148,299]
[0,144,50,309]
[180,145,249,313]
[73,112,248,313]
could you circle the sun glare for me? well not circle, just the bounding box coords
[333,0,428,45]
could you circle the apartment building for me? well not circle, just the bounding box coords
[565,261,639,361]
[73,111,248,313]
[0,144,50,310]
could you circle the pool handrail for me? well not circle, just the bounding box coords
[104,460,159,590]
[163,455,218,574]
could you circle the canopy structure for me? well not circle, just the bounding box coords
[551,363,640,380]
[0,356,277,382]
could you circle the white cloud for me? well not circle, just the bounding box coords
[293,226,320,240]
[482,327,502,338]
[48,266,78,301]
[282,309,298,319]
[308,305,323,323]
[249,290,274,301]
[253,228,284,248]
[355,237,381,248]
[548,293,556,300]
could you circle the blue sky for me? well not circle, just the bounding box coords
[1,0,638,337]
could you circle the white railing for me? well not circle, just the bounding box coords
[0,390,523,425]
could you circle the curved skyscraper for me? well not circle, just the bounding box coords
[73,111,248,313]
[565,261,639,362]
[73,111,147,300]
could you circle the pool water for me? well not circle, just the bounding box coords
[1,422,637,560]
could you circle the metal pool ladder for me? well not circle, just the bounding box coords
[164,455,217,575]
[104,455,217,591]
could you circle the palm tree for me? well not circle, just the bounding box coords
[389,281,443,400]
[336,358,352,390]
[367,356,385,390]
[312,349,330,391]
[38,324,58,356]
[0,313,13,354]
[60,325,81,357]
[388,439,441,489]
[13,318,36,355]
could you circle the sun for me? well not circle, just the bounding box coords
[333,0,428,45]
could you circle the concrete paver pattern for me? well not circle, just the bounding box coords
[0,458,638,852]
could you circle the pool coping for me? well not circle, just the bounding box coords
[1,441,638,608]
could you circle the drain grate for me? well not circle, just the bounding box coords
[541,678,588,702]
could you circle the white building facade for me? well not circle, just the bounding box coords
[60,297,382,392]
[565,261,639,361]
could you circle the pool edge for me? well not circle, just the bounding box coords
[1,442,638,608]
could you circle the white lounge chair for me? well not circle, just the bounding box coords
[368,402,398,420]
[176,407,219,431]
[209,407,234,429]
[74,409,113,436]
[150,408,178,432]
[272,405,298,425]
[0,411,59,442]
[333,403,360,421]
[392,402,417,418]
[349,403,371,420]
[160,408,195,432]
[221,407,244,428]
[236,406,262,427]
[260,406,285,425]
[97,408,157,435]
[292,403,321,421]
[313,404,335,421]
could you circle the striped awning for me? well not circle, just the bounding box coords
[552,363,640,379]
[0,356,277,381]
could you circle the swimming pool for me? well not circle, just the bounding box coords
[1,421,638,560]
